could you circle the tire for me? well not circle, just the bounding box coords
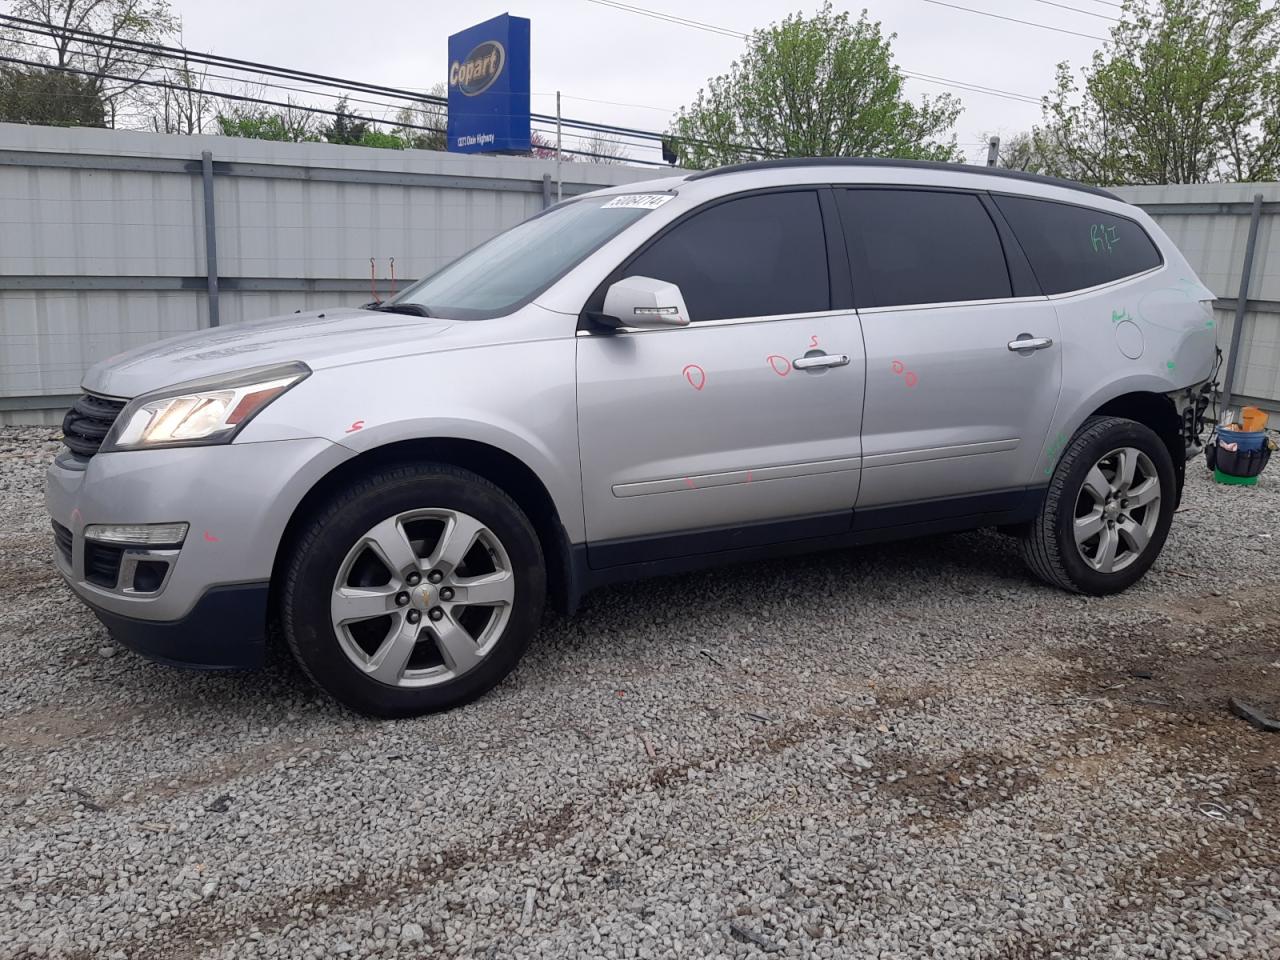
[1020,416,1176,596]
[281,462,545,717]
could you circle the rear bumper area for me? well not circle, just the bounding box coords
[86,581,271,670]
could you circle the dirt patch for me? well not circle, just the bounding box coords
[876,749,1042,820]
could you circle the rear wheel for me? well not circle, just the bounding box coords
[1021,416,1175,595]
[282,463,545,717]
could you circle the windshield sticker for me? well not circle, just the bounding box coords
[603,194,674,210]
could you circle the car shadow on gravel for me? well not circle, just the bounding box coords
[73,528,1030,717]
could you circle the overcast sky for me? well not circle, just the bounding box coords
[175,0,1117,165]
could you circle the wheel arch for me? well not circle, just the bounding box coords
[1088,390,1185,505]
[270,437,579,618]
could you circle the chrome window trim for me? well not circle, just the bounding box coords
[576,306,857,336]
[856,295,1050,317]
[1043,264,1164,302]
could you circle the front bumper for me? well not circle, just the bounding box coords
[85,581,271,670]
[46,437,351,667]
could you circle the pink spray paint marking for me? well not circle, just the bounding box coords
[683,477,697,490]
[904,371,919,388]
[766,355,792,377]
[891,360,905,375]
[203,530,220,543]
[682,364,707,391]
[809,334,820,349]
[345,419,365,434]
[70,507,82,527]
[745,471,753,484]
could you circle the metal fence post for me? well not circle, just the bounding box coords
[1221,192,1264,411]
[542,172,552,209]
[200,150,221,328]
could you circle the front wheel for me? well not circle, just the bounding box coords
[281,463,545,717]
[1021,416,1176,595]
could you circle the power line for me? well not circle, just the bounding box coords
[0,13,772,161]
[577,0,1046,104]
[913,0,1110,41]
[1024,0,1120,21]
[536,91,678,114]
[581,0,745,39]
[900,69,1040,104]
[0,51,672,166]
[3,34,440,123]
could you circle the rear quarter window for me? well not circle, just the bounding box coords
[992,194,1162,295]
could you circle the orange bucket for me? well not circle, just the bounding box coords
[1240,406,1269,432]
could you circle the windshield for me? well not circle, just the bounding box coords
[387,193,674,319]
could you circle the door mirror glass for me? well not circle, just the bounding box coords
[600,276,690,329]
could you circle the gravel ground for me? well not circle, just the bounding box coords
[1,425,1278,960]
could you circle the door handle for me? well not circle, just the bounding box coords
[793,353,850,370]
[1007,336,1054,353]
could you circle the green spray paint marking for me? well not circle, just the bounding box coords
[1091,223,1120,254]
[1166,361,1177,371]
[1205,320,1215,328]
[1044,431,1070,476]
[1112,308,1132,324]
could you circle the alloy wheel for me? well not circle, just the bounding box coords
[1072,446,1162,575]
[330,508,515,687]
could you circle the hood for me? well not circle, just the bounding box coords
[82,308,456,398]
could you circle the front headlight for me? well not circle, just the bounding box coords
[101,362,310,451]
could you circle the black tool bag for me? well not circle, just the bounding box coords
[1205,436,1272,478]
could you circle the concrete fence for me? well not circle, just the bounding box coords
[1,123,1278,424]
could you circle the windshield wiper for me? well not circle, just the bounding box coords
[364,302,431,317]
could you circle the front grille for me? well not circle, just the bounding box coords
[84,542,124,589]
[51,521,72,565]
[62,393,127,459]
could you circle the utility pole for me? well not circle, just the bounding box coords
[986,136,1000,168]
[555,90,563,202]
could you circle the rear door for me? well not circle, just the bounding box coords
[836,187,1062,511]
[575,188,867,565]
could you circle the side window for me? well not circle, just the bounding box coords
[992,194,1162,295]
[622,190,829,322]
[837,188,1012,308]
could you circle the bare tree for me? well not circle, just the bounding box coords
[577,131,629,164]
[1,0,178,125]
[392,82,447,150]
[144,46,212,134]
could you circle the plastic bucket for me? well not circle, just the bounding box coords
[1219,429,1268,452]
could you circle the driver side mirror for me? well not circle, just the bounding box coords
[598,276,691,330]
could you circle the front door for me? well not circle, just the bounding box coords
[835,187,1062,510]
[576,188,866,566]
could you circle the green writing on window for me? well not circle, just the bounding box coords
[1090,223,1120,254]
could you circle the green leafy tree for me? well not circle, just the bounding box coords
[0,65,105,125]
[983,130,1063,176]
[215,106,319,142]
[1037,0,1280,185]
[321,96,370,145]
[668,3,962,169]
[356,128,404,149]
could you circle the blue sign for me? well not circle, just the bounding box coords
[447,14,531,154]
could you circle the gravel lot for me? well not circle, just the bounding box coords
[1,425,1278,960]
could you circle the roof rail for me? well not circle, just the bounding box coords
[684,157,1122,202]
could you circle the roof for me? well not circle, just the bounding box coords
[684,157,1122,202]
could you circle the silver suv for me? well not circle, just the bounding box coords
[47,159,1217,716]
